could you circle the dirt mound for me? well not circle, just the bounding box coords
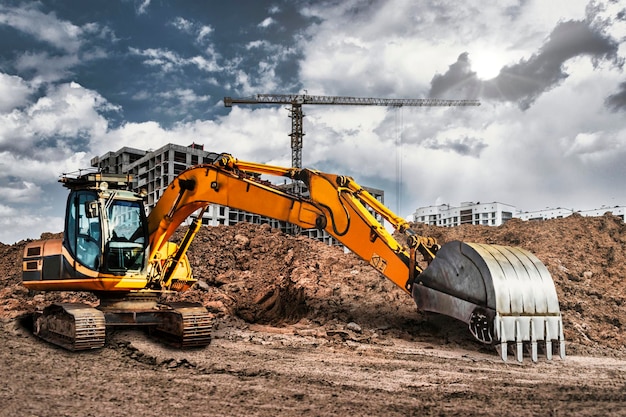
[1,215,625,357]
[166,223,416,332]
[410,214,626,353]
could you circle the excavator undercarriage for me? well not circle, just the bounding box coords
[33,295,212,351]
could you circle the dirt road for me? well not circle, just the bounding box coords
[2,316,625,417]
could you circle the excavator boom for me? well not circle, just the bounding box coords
[148,154,564,362]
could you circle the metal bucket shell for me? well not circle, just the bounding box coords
[412,241,564,360]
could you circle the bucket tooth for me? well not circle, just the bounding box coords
[530,319,538,363]
[413,240,565,362]
[546,319,553,360]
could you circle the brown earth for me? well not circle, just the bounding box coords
[1,215,626,416]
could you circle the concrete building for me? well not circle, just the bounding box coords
[412,202,516,227]
[91,146,146,175]
[93,143,285,228]
[516,207,574,221]
[579,206,625,220]
[91,143,384,246]
[518,206,625,221]
[414,202,626,227]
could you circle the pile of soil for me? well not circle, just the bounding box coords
[409,214,626,354]
[1,214,625,357]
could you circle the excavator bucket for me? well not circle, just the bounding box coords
[413,241,565,362]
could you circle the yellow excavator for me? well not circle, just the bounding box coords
[22,153,565,362]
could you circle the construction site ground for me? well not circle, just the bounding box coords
[1,214,626,416]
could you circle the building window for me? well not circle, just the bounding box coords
[460,209,472,224]
[173,163,186,175]
[174,151,187,163]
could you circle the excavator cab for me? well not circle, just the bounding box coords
[65,188,147,274]
[22,172,151,291]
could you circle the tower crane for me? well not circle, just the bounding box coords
[224,93,480,169]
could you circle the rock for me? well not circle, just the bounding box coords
[234,234,250,247]
[346,322,362,333]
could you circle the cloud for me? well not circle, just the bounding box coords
[136,0,151,15]
[0,3,83,53]
[483,19,622,109]
[0,0,624,244]
[563,131,626,162]
[130,47,221,73]
[0,73,33,112]
[428,17,622,109]
[171,16,214,44]
[14,51,80,84]
[230,39,301,95]
[158,88,211,106]
[605,81,626,111]
[95,107,292,165]
[0,81,115,161]
[0,180,42,203]
[429,53,480,99]
[0,206,63,244]
[152,88,212,119]
[422,135,488,158]
[258,17,275,28]
[0,3,116,86]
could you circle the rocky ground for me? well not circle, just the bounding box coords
[1,215,626,416]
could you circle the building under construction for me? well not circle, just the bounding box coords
[90,143,384,245]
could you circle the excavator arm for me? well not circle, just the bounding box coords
[148,154,431,292]
[147,153,565,362]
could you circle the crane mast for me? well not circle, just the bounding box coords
[224,94,480,169]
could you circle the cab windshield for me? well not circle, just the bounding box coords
[104,199,147,273]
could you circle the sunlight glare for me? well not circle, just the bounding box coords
[470,50,505,80]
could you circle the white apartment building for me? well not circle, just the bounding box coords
[412,202,516,227]
[579,206,625,220]
[413,202,626,227]
[518,206,625,221]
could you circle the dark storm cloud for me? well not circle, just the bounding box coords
[429,19,621,110]
[605,81,626,111]
[485,20,621,109]
[429,52,480,100]
[0,134,90,161]
[422,135,487,158]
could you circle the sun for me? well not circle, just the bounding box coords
[470,50,505,80]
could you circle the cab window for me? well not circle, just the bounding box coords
[66,190,102,270]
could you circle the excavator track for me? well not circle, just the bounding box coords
[34,303,106,351]
[152,303,212,348]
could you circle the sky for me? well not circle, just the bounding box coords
[0,0,625,244]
